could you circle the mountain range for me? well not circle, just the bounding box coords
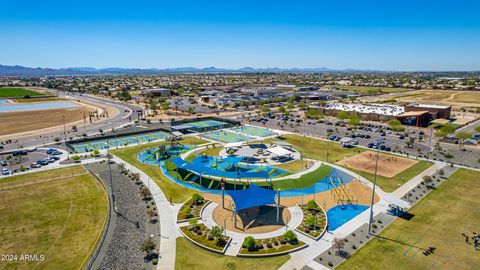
[0,64,374,77]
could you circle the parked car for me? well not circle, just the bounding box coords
[2,168,10,175]
[0,160,7,166]
[30,163,41,168]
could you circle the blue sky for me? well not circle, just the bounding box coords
[1,0,479,71]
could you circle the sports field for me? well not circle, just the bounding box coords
[337,168,480,270]
[0,166,108,270]
[231,125,276,137]
[337,151,418,178]
[349,159,432,193]
[200,130,255,143]
[70,130,171,152]
[0,87,44,97]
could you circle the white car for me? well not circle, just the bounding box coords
[2,168,10,175]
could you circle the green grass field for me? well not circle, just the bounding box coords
[0,166,108,270]
[349,160,433,193]
[0,87,44,97]
[266,134,365,163]
[175,237,289,270]
[111,136,209,203]
[259,165,333,190]
[337,168,480,270]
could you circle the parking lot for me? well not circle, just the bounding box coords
[0,148,64,175]
[242,112,432,158]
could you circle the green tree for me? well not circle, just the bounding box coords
[306,200,319,210]
[283,230,298,243]
[456,132,472,149]
[347,114,361,126]
[336,111,348,120]
[244,236,257,251]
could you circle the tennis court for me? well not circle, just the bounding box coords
[171,119,232,133]
[231,125,276,137]
[199,130,255,143]
[69,130,171,152]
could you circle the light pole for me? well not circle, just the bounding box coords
[368,147,380,235]
[107,152,116,213]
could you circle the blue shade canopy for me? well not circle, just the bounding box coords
[226,184,276,212]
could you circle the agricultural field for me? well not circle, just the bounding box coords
[336,168,480,270]
[0,166,108,270]
[0,87,45,97]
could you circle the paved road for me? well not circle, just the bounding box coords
[0,91,144,152]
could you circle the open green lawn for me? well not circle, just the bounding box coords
[348,160,433,193]
[274,159,309,173]
[258,165,333,190]
[0,87,45,97]
[111,136,208,203]
[267,134,365,163]
[0,166,108,270]
[175,237,290,270]
[325,85,416,93]
[337,168,480,270]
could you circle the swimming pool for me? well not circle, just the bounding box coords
[327,204,369,231]
[0,101,79,112]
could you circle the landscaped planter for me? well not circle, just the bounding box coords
[176,198,211,223]
[238,236,307,257]
[295,204,328,240]
[179,223,231,254]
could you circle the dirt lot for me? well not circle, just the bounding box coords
[0,106,94,136]
[337,151,418,178]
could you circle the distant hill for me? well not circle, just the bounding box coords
[0,64,376,77]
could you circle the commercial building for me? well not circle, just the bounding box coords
[396,111,430,127]
[142,88,171,97]
[405,103,451,119]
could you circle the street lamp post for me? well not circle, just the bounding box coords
[368,147,380,235]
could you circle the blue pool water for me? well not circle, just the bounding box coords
[0,99,9,105]
[0,101,78,112]
[327,204,369,231]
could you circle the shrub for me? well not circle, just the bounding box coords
[191,193,204,205]
[306,200,319,210]
[244,236,257,251]
[216,236,227,247]
[71,155,81,161]
[152,258,158,265]
[283,230,298,244]
[93,149,100,156]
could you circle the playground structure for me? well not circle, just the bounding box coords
[138,141,190,165]
[329,175,358,208]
